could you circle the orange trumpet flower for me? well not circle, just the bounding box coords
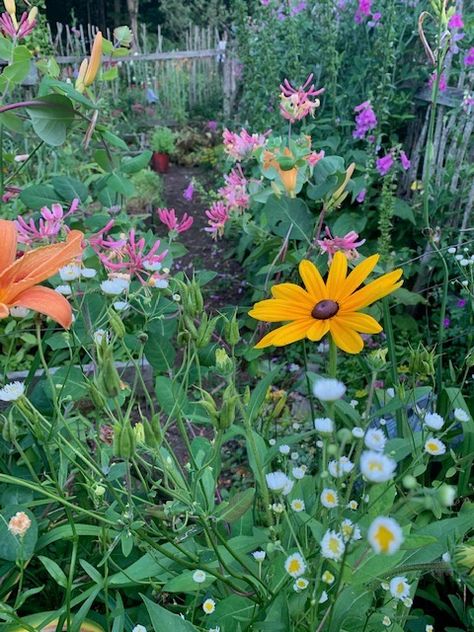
[0,220,83,328]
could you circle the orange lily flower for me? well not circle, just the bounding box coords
[0,220,83,328]
[264,147,299,197]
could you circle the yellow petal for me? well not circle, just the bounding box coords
[271,283,314,307]
[299,260,327,300]
[307,319,330,341]
[335,312,382,334]
[329,320,364,354]
[339,254,379,302]
[249,298,311,322]
[326,251,348,299]
[342,270,403,312]
[255,319,313,348]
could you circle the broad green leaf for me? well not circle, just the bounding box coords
[215,488,255,523]
[0,111,23,133]
[263,195,314,243]
[332,211,367,236]
[52,175,88,202]
[145,334,176,372]
[38,556,68,588]
[163,570,216,593]
[141,594,199,632]
[247,369,279,423]
[26,95,75,146]
[121,150,153,174]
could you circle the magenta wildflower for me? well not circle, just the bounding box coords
[354,0,372,23]
[443,318,451,328]
[0,11,36,39]
[218,166,250,212]
[456,298,467,308]
[2,186,21,203]
[353,101,377,140]
[222,128,267,161]
[157,208,193,233]
[15,199,79,245]
[207,120,218,132]
[376,154,394,176]
[204,202,229,239]
[183,182,195,201]
[464,47,474,66]
[400,150,411,170]
[290,1,307,16]
[279,73,324,123]
[428,71,447,92]
[448,13,464,29]
[367,11,382,27]
[356,189,366,203]
[317,226,365,261]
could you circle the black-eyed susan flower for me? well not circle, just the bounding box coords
[249,251,403,354]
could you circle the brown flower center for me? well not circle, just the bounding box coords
[311,299,339,320]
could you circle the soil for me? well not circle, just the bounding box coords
[160,163,246,311]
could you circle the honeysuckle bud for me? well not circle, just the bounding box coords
[3,0,16,17]
[27,6,38,23]
[84,31,102,87]
[215,348,233,376]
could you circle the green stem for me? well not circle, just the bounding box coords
[383,297,404,436]
[328,338,337,378]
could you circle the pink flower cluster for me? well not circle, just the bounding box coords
[464,47,474,67]
[15,199,79,245]
[157,208,193,233]
[92,225,167,284]
[0,11,36,39]
[317,227,365,261]
[204,202,230,239]
[354,0,372,23]
[218,166,250,212]
[279,74,324,123]
[428,71,447,93]
[353,101,377,140]
[222,128,267,161]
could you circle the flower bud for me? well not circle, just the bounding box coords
[402,474,418,490]
[27,6,38,23]
[75,58,89,93]
[437,483,456,507]
[367,348,388,371]
[133,421,145,444]
[108,307,126,338]
[215,348,234,376]
[84,31,102,87]
[224,310,240,346]
[3,0,16,18]
[408,343,436,378]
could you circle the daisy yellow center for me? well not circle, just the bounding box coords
[328,537,340,553]
[396,582,405,594]
[326,492,335,503]
[288,559,301,574]
[311,299,339,320]
[427,442,439,452]
[374,525,395,552]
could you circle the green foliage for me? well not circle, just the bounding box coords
[150,126,176,154]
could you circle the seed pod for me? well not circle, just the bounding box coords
[108,307,126,338]
[143,418,158,449]
[112,422,122,457]
[150,414,163,443]
[1,414,17,442]
[118,422,135,459]
[224,311,240,346]
[97,346,122,398]
[196,315,218,348]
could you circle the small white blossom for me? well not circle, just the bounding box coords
[143,260,162,272]
[252,550,266,561]
[347,500,358,510]
[290,498,305,512]
[291,452,299,460]
[322,570,335,584]
[340,519,361,542]
[55,284,72,295]
[403,597,413,607]
[101,279,128,295]
[202,598,216,614]
[320,529,345,561]
[293,577,309,591]
[93,329,108,346]
[0,381,25,401]
[271,502,285,513]
[424,437,446,456]
[364,428,387,452]
[352,426,364,438]
[442,552,451,563]
[319,590,328,603]
[367,516,403,554]
[279,444,290,455]
[313,378,346,401]
[292,466,306,479]
[424,412,444,431]
[454,408,470,422]
[314,417,334,434]
[328,456,354,478]
[81,267,97,279]
[59,264,82,281]
[320,488,338,508]
[383,616,391,626]
[10,306,30,318]
[285,552,306,577]
[266,471,289,492]
[132,626,147,632]
[269,438,276,446]
[360,451,396,483]
[113,300,130,312]
[389,576,410,600]
[192,569,206,583]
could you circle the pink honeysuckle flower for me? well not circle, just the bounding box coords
[15,199,79,245]
[88,220,120,250]
[95,228,168,284]
[2,185,21,203]
[157,208,194,233]
[204,201,230,239]
[317,226,366,261]
[399,150,411,170]
[376,153,394,176]
[279,73,324,123]
[222,128,268,161]
[218,166,250,212]
[0,11,36,39]
[306,150,325,166]
[183,181,195,201]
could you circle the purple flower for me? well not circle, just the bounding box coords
[428,71,447,92]
[368,11,382,27]
[443,318,451,328]
[376,154,394,176]
[183,182,195,201]
[464,47,474,66]
[260,0,271,5]
[400,150,411,170]
[353,101,378,140]
[448,13,464,29]
[456,298,467,308]
[356,189,366,203]
[354,0,372,23]
[207,120,218,132]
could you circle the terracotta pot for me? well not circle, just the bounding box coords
[152,151,170,173]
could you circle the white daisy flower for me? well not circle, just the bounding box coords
[347,500,358,510]
[291,498,305,512]
[0,381,25,401]
[424,412,444,431]
[447,247,456,254]
[271,502,285,513]
[285,552,306,577]
[454,408,470,422]
[252,550,266,562]
[314,417,334,434]
[279,444,290,455]
[313,378,346,401]
[389,576,410,600]
[100,279,128,295]
[320,488,338,508]
[320,529,345,561]
[10,306,30,318]
[59,264,82,281]
[352,426,364,438]
[150,278,169,289]
[322,570,335,584]
[265,471,290,493]
[328,456,354,478]
[424,437,446,456]
[55,284,72,295]
[292,466,306,480]
[360,451,396,483]
[143,260,162,272]
[192,569,206,583]
[340,519,361,542]
[113,300,130,312]
[81,267,97,279]
[364,428,387,452]
[319,590,328,603]
[132,626,147,632]
[202,598,216,614]
[293,577,309,591]
[367,516,403,554]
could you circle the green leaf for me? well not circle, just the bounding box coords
[101,129,128,150]
[141,594,199,632]
[52,175,88,202]
[393,288,426,306]
[247,369,279,423]
[312,155,345,183]
[0,34,12,61]
[215,488,255,523]
[393,199,415,224]
[332,211,367,236]
[26,95,75,146]
[39,77,96,109]
[263,195,314,243]
[0,111,23,133]
[0,507,38,562]
[121,150,153,174]
[155,376,187,416]
[163,570,216,593]
[145,334,176,372]
[38,555,68,588]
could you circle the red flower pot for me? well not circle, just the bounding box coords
[152,152,170,173]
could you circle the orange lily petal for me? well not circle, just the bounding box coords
[0,220,18,272]
[299,260,327,300]
[11,286,73,328]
